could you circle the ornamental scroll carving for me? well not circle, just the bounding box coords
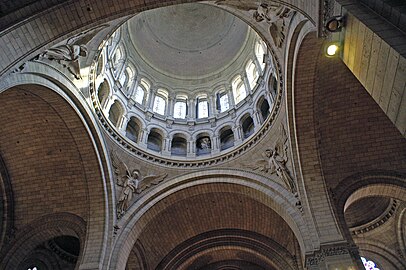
[214,1,294,48]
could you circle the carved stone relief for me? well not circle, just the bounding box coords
[111,151,167,218]
[244,124,297,195]
[214,1,294,48]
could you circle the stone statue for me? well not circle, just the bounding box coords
[253,3,291,48]
[199,137,211,150]
[214,1,293,48]
[244,125,297,194]
[43,44,88,79]
[111,151,167,218]
[265,148,296,194]
[41,24,109,79]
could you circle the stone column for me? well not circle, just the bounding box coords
[162,136,171,156]
[226,85,235,108]
[128,75,139,100]
[118,114,128,135]
[211,135,220,153]
[241,73,252,95]
[253,54,264,75]
[188,99,196,119]
[167,95,175,116]
[137,128,148,148]
[187,139,196,158]
[233,125,242,145]
[252,110,261,131]
[208,94,216,117]
[147,87,157,111]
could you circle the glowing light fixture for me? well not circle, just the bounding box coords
[325,43,340,57]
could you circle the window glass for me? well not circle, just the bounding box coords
[255,41,266,70]
[134,86,145,104]
[232,77,247,104]
[361,257,380,270]
[246,61,258,89]
[219,92,229,112]
[174,101,187,119]
[119,70,127,86]
[153,96,166,115]
[197,99,208,118]
[114,47,122,64]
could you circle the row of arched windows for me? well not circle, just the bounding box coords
[100,40,268,120]
[99,91,271,156]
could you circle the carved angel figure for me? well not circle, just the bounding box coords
[43,44,88,79]
[111,152,167,218]
[41,24,108,79]
[214,1,292,48]
[245,125,297,194]
[253,3,291,48]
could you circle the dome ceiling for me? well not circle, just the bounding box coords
[128,3,249,79]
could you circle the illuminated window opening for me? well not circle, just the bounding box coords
[255,40,266,71]
[361,257,381,270]
[174,99,187,119]
[232,76,247,104]
[246,60,259,90]
[197,96,209,118]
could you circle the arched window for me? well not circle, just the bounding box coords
[232,76,247,104]
[147,128,163,152]
[257,96,270,123]
[361,257,381,270]
[108,100,125,128]
[96,51,104,76]
[255,40,266,71]
[114,47,123,65]
[246,60,258,90]
[126,117,141,143]
[134,79,149,105]
[196,95,209,118]
[153,89,168,115]
[216,89,229,113]
[171,135,187,156]
[241,114,254,139]
[120,66,134,91]
[113,46,125,78]
[219,126,234,150]
[174,95,188,119]
[97,79,110,109]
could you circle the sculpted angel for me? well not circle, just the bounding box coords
[245,125,297,194]
[111,152,167,218]
[43,44,88,79]
[41,24,108,79]
[215,1,292,48]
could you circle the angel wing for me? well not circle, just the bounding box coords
[243,158,269,173]
[110,151,130,187]
[269,19,286,48]
[273,124,289,162]
[136,173,168,194]
[214,0,258,11]
[67,24,109,45]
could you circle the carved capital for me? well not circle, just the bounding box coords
[305,244,359,267]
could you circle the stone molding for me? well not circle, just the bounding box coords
[89,39,285,167]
